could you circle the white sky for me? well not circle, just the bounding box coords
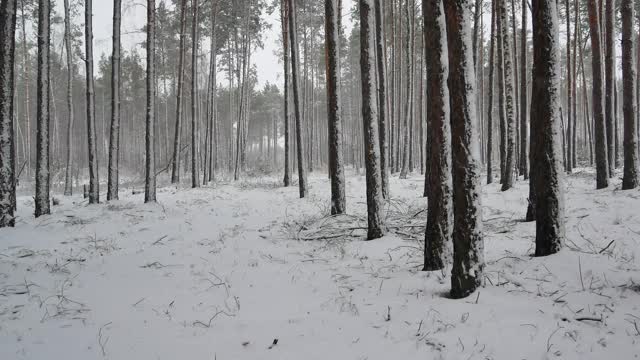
[54,0,356,89]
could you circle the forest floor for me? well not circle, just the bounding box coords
[1,170,640,360]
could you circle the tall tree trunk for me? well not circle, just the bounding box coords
[565,0,573,173]
[145,0,157,202]
[35,0,51,217]
[604,0,615,176]
[85,0,99,204]
[374,0,389,198]
[587,0,610,189]
[531,0,565,256]
[498,0,516,191]
[444,0,484,298]
[423,0,452,271]
[281,0,291,187]
[359,0,384,240]
[288,0,308,198]
[487,0,496,184]
[0,0,17,227]
[621,0,638,189]
[63,0,74,196]
[191,0,200,188]
[399,0,413,179]
[171,0,187,184]
[519,0,528,179]
[107,0,121,200]
[325,0,346,215]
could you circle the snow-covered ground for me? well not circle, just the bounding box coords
[1,170,640,359]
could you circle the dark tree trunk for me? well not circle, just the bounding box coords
[85,0,99,204]
[531,0,565,256]
[359,0,384,240]
[444,0,485,298]
[325,0,346,215]
[422,0,452,271]
[35,0,51,217]
[0,0,17,227]
[519,0,528,179]
[63,0,74,196]
[621,0,639,190]
[498,0,516,191]
[171,0,187,184]
[145,0,157,203]
[374,0,389,198]
[587,0,610,189]
[604,0,615,176]
[487,0,496,184]
[107,0,121,200]
[288,0,308,198]
[281,0,291,187]
[191,0,200,188]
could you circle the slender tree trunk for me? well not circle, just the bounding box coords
[423,0,452,271]
[35,0,51,217]
[325,0,346,215]
[498,0,516,191]
[604,0,615,176]
[145,0,157,202]
[359,0,384,240]
[587,0,610,189]
[519,0,528,179]
[621,0,638,189]
[282,0,291,187]
[0,0,17,227]
[85,0,99,204]
[191,0,200,188]
[531,0,565,256]
[63,0,74,196]
[444,0,484,298]
[107,0,121,200]
[399,0,413,179]
[288,0,308,198]
[487,0,496,184]
[374,0,389,198]
[171,0,187,184]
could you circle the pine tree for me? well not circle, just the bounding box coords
[359,0,385,240]
[621,0,639,190]
[145,0,157,203]
[35,0,51,217]
[0,0,18,227]
[107,0,122,200]
[171,0,188,184]
[531,0,565,256]
[85,0,99,204]
[444,0,484,298]
[63,0,74,196]
[423,0,452,271]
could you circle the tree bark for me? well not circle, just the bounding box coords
[0,0,17,227]
[487,0,496,184]
[63,0,74,196]
[35,0,51,217]
[145,0,157,203]
[498,0,516,191]
[604,0,615,176]
[374,0,389,198]
[444,0,484,298]
[288,0,308,198]
[85,0,99,204]
[171,0,187,184]
[531,0,565,256]
[281,0,291,187]
[359,0,385,240]
[191,0,200,188]
[519,0,528,179]
[621,0,638,190]
[325,0,346,215]
[107,0,121,200]
[587,0,610,189]
[423,0,452,271]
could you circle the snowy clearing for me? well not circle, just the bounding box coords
[1,172,640,359]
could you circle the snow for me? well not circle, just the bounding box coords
[2,170,640,359]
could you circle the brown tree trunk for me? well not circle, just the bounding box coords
[621,0,638,189]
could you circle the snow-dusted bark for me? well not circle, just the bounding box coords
[85,0,99,204]
[444,0,484,298]
[287,0,308,198]
[191,0,200,188]
[0,0,17,227]
[587,0,609,189]
[35,0,51,218]
[325,0,346,215]
[498,0,516,191]
[422,0,452,271]
[519,0,528,179]
[399,0,413,180]
[171,0,187,184]
[145,0,157,203]
[486,0,496,185]
[531,0,565,256]
[374,0,389,199]
[621,0,638,190]
[107,0,121,201]
[604,0,615,176]
[359,0,384,240]
[63,0,74,196]
[281,0,291,187]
